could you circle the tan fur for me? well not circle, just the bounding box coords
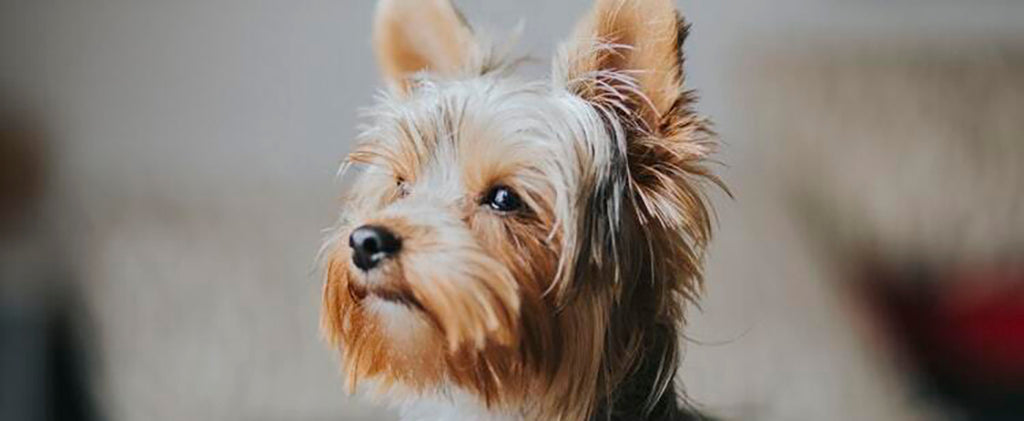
[567,0,685,129]
[323,1,722,419]
[373,0,476,92]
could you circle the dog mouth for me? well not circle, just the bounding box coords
[348,277,425,311]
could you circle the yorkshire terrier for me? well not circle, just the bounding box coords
[321,0,722,419]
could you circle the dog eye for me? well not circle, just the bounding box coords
[483,186,521,212]
[395,178,410,198]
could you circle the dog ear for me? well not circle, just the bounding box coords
[373,0,476,93]
[560,0,719,274]
[562,0,692,133]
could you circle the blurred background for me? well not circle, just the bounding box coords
[1,0,1022,420]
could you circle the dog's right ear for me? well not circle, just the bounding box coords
[373,0,476,93]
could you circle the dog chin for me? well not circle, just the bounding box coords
[364,295,433,348]
[348,269,434,345]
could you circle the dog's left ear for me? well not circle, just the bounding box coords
[561,0,696,137]
[560,0,717,260]
[373,0,477,93]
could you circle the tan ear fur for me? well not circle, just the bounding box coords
[565,0,687,131]
[373,0,476,92]
[562,0,722,277]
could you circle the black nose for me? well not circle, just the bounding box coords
[349,225,402,271]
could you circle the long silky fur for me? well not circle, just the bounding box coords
[322,1,722,420]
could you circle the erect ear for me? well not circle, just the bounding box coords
[562,0,692,134]
[560,0,720,269]
[373,0,477,93]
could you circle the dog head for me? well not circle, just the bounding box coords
[322,0,720,418]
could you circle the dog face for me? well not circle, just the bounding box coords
[322,0,720,419]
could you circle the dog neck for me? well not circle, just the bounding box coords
[591,323,704,421]
[396,341,704,421]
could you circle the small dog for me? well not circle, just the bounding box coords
[321,0,722,419]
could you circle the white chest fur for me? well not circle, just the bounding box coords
[395,390,524,421]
